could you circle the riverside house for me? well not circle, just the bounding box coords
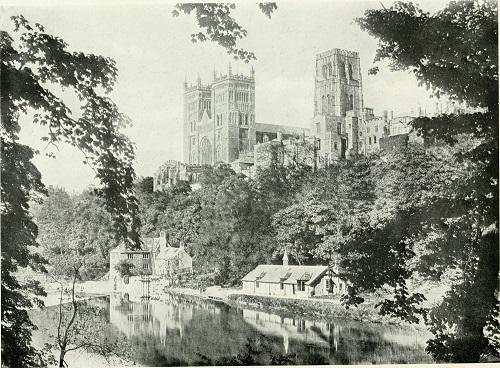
[241,251,347,298]
[110,231,193,292]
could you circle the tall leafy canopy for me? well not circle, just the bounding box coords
[172,3,277,62]
[335,1,500,362]
[1,16,139,367]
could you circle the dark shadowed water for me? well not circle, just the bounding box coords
[30,294,433,366]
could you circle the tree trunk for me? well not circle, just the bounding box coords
[59,349,66,367]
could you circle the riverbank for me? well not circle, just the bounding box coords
[37,280,110,308]
[159,286,427,330]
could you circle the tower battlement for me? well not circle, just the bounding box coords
[316,48,359,59]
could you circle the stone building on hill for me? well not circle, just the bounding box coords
[153,48,430,191]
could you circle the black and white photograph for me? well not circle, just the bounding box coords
[1,0,498,367]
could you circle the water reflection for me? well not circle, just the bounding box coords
[106,293,432,365]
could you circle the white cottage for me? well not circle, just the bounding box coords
[241,251,347,298]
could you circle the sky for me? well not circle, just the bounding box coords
[2,0,449,193]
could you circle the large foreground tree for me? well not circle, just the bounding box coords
[1,16,139,367]
[335,0,499,362]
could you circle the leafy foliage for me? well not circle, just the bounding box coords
[33,187,119,280]
[1,15,138,366]
[342,1,499,361]
[172,3,277,62]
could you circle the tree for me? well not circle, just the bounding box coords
[1,16,139,366]
[33,188,119,280]
[172,3,277,62]
[334,1,499,361]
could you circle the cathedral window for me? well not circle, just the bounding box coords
[315,122,320,135]
[369,137,372,145]
[328,62,332,76]
[337,123,342,135]
[374,136,377,143]
[334,142,338,150]
[339,61,346,79]
[245,114,248,125]
[348,95,354,110]
[348,63,354,80]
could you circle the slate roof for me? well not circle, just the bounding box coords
[143,237,163,253]
[242,265,327,286]
[156,246,182,260]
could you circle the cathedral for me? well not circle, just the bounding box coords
[153,48,423,191]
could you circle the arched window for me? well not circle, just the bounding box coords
[339,62,346,79]
[245,114,248,125]
[348,95,354,111]
[200,137,212,165]
[348,64,353,80]
[328,62,332,76]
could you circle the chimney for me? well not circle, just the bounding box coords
[383,110,388,122]
[282,249,289,266]
[159,231,167,249]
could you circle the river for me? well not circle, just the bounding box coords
[29,293,433,366]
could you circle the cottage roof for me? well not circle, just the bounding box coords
[242,265,327,285]
[143,237,162,253]
[110,242,149,253]
[156,245,189,260]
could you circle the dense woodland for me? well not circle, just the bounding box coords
[1,1,498,366]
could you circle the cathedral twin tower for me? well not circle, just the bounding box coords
[183,48,364,168]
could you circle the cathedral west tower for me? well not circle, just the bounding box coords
[183,66,255,165]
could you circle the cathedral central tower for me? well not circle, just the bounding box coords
[310,48,364,160]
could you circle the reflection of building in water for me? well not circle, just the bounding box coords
[241,308,341,353]
[109,294,196,344]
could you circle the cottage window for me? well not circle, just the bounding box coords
[143,253,150,259]
[280,282,284,290]
[334,142,338,150]
[374,136,377,144]
[326,279,332,292]
[127,254,133,259]
[297,280,306,292]
[256,281,260,288]
[143,263,149,270]
[369,137,372,145]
